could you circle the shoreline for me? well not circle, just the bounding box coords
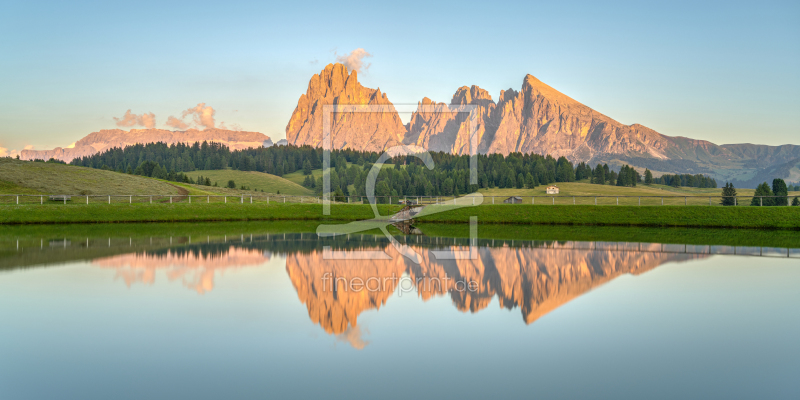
[0,203,798,229]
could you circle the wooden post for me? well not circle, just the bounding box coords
[129,196,132,204]
[108,196,111,204]
[170,196,172,204]
[616,197,618,205]
[16,196,18,204]
[760,197,763,207]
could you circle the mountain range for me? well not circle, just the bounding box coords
[286,63,800,186]
[18,63,799,186]
[21,128,272,163]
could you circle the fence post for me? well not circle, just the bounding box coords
[108,196,111,204]
[241,195,243,204]
[760,197,762,207]
[283,196,286,203]
[170,196,172,204]
[638,197,640,206]
[492,196,494,204]
[552,197,554,205]
[616,197,618,205]
[189,196,191,204]
[64,196,66,205]
[16,196,19,205]
[685,197,687,206]
[661,197,663,206]
[250,196,252,204]
[150,196,152,204]
[41,196,44,204]
[86,196,88,205]
[267,196,269,204]
[129,196,132,204]
[225,196,227,204]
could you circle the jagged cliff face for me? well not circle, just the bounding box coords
[285,63,406,152]
[20,128,271,163]
[405,75,684,161]
[287,64,800,183]
[285,244,704,337]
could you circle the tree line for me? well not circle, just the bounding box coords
[71,141,725,198]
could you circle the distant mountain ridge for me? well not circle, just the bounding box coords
[21,128,271,163]
[286,63,800,187]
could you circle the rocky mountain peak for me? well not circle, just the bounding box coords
[285,63,406,152]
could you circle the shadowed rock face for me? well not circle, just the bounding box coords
[285,244,705,336]
[20,128,271,163]
[285,63,406,152]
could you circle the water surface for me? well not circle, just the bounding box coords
[1,225,798,399]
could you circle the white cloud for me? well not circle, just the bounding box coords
[335,48,372,73]
[167,103,216,130]
[114,110,156,129]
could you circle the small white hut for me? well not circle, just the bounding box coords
[546,185,560,194]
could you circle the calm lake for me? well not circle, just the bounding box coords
[1,223,798,399]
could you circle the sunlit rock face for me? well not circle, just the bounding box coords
[20,128,270,163]
[285,63,407,153]
[286,244,706,336]
[94,247,269,294]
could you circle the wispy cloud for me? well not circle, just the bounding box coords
[167,103,216,130]
[335,48,372,73]
[165,116,189,130]
[114,110,156,129]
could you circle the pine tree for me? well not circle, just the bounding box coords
[303,160,313,175]
[721,182,737,206]
[772,178,788,206]
[792,197,799,206]
[644,169,653,185]
[227,180,236,189]
[751,182,773,206]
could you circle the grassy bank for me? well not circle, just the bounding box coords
[0,202,797,229]
[0,203,400,225]
[416,223,800,248]
[414,204,800,229]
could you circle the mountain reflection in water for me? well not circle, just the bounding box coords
[81,234,708,347]
[94,246,269,294]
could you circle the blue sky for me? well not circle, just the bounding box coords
[1,0,798,152]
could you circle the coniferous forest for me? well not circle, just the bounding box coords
[71,141,719,198]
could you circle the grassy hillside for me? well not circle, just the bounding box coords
[188,169,313,196]
[476,181,799,206]
[0,159,182,197]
